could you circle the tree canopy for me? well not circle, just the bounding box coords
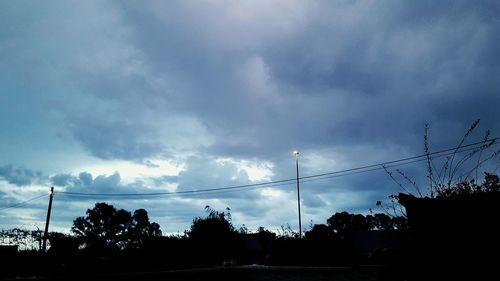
[71,202,161,252]
[326,211,407,238]
[187,206,235,241]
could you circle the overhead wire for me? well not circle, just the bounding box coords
[300,140,499,184]
[0,194,48,212]
[57,138,499,198]
[0,138,497,212]
[57,178,297,198]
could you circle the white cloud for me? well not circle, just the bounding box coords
[76,159,183,184]
[216,157,274,182]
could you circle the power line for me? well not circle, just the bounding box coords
[299,139,498,183]
[0,194,48,212]
[58,138,499,198]
[59,177,297,197]
[300,138,499,181]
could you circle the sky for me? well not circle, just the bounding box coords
[1,0,499,235]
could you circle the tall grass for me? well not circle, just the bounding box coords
[388,119,499,198]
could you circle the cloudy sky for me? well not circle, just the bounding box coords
[1,0,499,235]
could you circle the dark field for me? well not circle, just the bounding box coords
[3,266,381,281]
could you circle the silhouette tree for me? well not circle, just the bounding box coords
[0,228,43,251]
[304,224,334,240]
[327,211,352,236]
[327,211,407,234]
[128,208,162,249]
[186,206,237,266]
[390,215,409,230]
[366,213,393,230]
[327,211,370,238]
[188,206,235,241]
[71,202,161,252]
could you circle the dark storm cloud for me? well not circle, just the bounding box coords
[7,0,495,166]
[50,170,172,198]
[2,0,499,166]
[260,1,500,145]
[50,172,95,188]
[1,0,499,233]
[51,173,75,187]
[70,117,164,160]
[51,171,132,194]
[0,165,47,187]
[110,0,500,165]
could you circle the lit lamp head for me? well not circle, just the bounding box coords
[293,150,299,158]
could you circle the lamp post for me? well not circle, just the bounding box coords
[293,150,302,239]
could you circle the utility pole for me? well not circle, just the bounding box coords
[42,187,54,252]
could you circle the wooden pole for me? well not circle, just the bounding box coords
[42,187,54,252]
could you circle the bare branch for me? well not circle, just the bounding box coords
[424,124,436,196]
[447,118,480,187]
[396,169,423,197]
[382,165,412,195]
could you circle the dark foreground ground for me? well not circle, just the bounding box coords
[2,266,384,281]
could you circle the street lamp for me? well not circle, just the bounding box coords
[293,150,302,238]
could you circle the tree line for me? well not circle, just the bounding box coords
[59,203,408,253]
[0,203,407,254]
